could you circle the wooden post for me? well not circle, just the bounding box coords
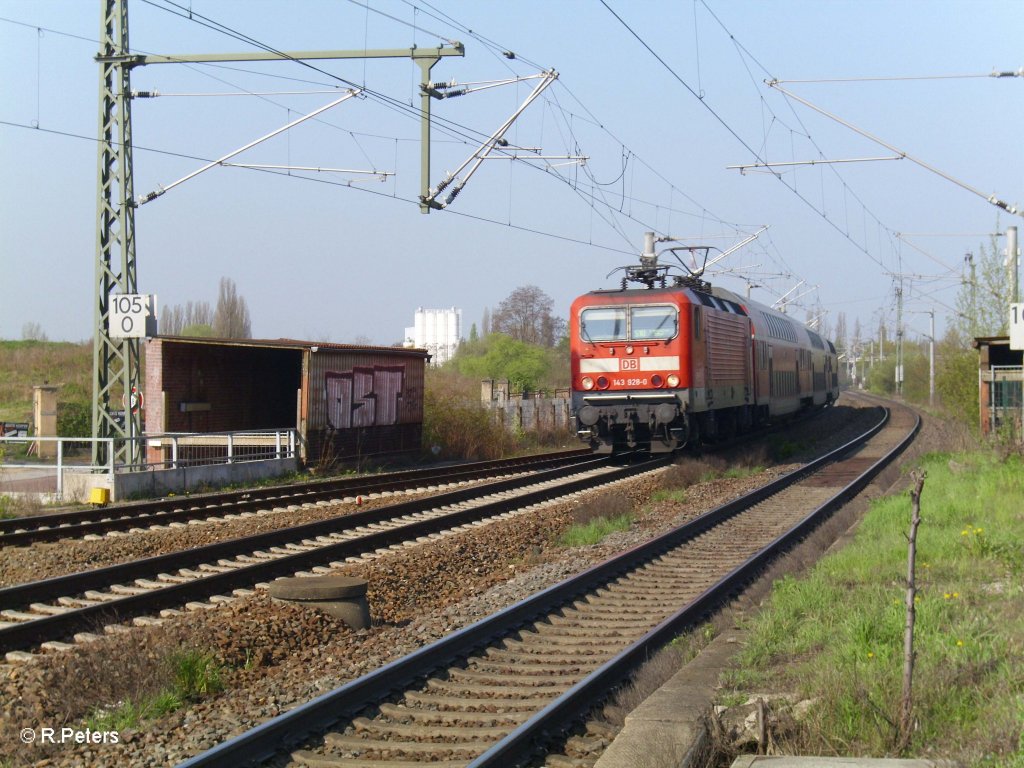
[899,469,927,751]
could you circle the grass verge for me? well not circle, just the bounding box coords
[85,648,224,732]
[560,513,632,547]
[559,489,635,547]
[720,451,1024,765]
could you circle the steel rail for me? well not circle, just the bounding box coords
[0,456,664,654]
[0,450,590,544]
[470,404,919,767]
[176,403,917,768]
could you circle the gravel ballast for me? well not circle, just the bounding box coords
[0,400,908,768]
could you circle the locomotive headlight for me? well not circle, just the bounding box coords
[597,376,610,389]
[581,376,595,391]
[667,374,680,387]
[651,374,663,387]
[625,345,634,355]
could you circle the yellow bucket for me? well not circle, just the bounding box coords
[89,487,110,506]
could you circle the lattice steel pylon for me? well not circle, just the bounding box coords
[92,0,140,466]
[89,0,463,468]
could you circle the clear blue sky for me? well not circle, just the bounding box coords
[1,0,1020,348]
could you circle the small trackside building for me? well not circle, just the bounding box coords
[144,337,429,465]
[973,335,1023,437]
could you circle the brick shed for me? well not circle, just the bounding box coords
[973,335,1023,437]
[144,337,429,465]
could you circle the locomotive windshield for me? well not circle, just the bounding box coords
[579,304,677,341]
[580,307,627,341]
[630,305,677,340]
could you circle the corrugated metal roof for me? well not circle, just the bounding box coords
[154,335,429,357]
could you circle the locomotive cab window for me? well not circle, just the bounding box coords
[580,307,627,341]
[630,305,677,340]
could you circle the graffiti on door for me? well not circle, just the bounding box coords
[326,365,405,428]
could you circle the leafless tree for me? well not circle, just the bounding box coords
[834,312,848,357]
[491,285,566,347]
[899,470,926,752]
[160,300,214,336]
[213,277,252,339]
[21,321,48,341]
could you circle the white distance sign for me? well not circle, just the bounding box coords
[109,294,155,339]
[1011,304,1024,351]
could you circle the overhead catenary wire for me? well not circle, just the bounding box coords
[10,0,961,331]
[380,0,746,237]
[142,0,669,238]
[0,116,639,258]
[767,79,1022,218]
[771,70,1023,84]
[1,6,746,254]
[132,88,352,97]
[600,0,897,282]
[696,1,908,268]
[136,89,363,205]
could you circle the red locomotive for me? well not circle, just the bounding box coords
[570,233,839,453]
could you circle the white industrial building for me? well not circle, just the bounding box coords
[404,307,462,365]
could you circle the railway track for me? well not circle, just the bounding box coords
[0,453,666,658]
[0,450,591,547]
[176,399,918,768]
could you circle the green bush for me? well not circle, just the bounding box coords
[421,369,516,461]
[936,345,979,425]
[57,400,92,438]
[449,333,567,394]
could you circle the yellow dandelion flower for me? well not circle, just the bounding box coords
[956,640,964,647]
[952,592,959,598]
[975,528,983,534]
[961,530,969,536]
[943,593,951,599]
[867,651,875,658]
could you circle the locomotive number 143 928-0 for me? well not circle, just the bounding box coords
[613,377,648,387]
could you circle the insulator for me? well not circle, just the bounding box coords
[445,187,461,205]
[444,88,467,98]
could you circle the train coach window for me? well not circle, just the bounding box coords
[630,306,677,340]
[580,307,627,341]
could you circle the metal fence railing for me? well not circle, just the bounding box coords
[141,430,297,471]
[0,429,297,500]
[984,366,1023,436]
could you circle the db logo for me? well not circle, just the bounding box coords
[620,359,639,371]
